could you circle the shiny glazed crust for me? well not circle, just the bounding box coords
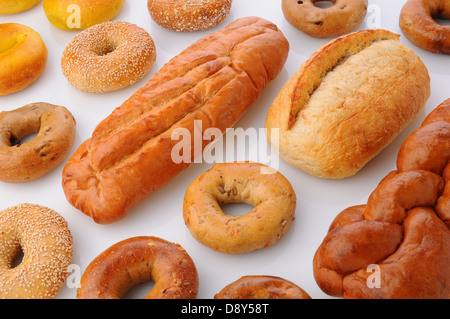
[147,0,232,31]
[265,29,430,179]
[61,21,156,93]
[183,162,296,254]
[0,0,41,14]
[399,0,450,54]
[76,236,198,299]
[43,0,125,31]
[0,23,47,96]
[0,103,76,183]
[282,0,368,38]
[62,17,289,224]
[313,99,450,299]
[0,203,73,299]
[214,275,311,299]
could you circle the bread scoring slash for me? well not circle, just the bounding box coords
[62,16,290,224]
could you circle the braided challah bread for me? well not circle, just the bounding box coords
[313,98,450,299]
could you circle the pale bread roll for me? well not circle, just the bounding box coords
[265,29,430,179]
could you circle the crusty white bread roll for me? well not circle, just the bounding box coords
[265,29,430,179]
[62,17,289,224]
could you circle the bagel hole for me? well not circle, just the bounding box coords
[123,280,155,299]
[220,202,255,216]
[9,132,38,147]
[313,1,334,8]
[11,247,24,269]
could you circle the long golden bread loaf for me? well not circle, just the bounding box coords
[265,29,430,179]
[62,17,290,224]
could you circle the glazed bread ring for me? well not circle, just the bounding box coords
[0,0,41,14]
[0,23,47,96]
[147,0,232,31]
[265,29,430,179]
[0,103,76,183]
[43,0,125,31]
[0,203,73,299]
[77,236,199,299]
[214,275,311,299]
[400,0,450,54]
[313,99,450,299]
[282,0,368,38]
[183,162,296,254]
[61,21,156,93]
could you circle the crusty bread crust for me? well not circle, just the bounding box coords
[265,29,430,179]
[62,17,289,224]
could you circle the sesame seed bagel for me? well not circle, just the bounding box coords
[183,162,296,254]
[147,0,232,32]
[61,21,156,93]
[0,203,73,299]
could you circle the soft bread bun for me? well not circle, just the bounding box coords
[265,29,430,179]
[43,0,125,31]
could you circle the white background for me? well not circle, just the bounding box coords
[0,0,449,299]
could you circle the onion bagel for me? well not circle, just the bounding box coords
[214,275,311,299]
[183,162,296,254]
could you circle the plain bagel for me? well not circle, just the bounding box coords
[61,21,156,93]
